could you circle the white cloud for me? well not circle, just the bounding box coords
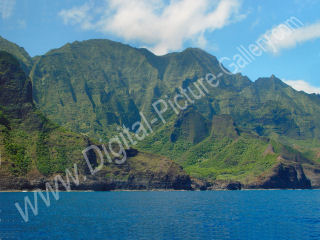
[59,0,245,55]
[59,2,95,30]
[0,0,15,19]
[283,79,320,94]
[260,17,320,54]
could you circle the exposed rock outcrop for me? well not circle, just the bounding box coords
[245,162,312,189]
[0,150,192,191]
[191,178,242,190]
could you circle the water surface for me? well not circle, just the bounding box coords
[1,190,320,239]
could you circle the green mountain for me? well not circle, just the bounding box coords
[29,40,320,143]
[0,51,86,183]
[0,51,191,191]
[0,36,33,74]
[1,37,320,189]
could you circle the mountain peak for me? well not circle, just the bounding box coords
[270,74,277,79]
[0,37,32,74]
[0,51,33,116]
[255,75,285,86]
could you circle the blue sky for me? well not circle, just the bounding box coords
[1,0,320,93]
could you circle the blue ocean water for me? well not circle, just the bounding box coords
[0,190,320,240]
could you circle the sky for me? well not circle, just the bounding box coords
[0,0,320,94]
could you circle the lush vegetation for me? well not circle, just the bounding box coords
[1,37,320,186]
[0,51,90,177]
[0,51,188,187]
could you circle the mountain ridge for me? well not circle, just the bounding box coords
[1,37,320,189]
[0,50,192,191]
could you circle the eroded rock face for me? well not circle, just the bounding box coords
[190,178,242,191]
[0,51,33,118]
[0,150,192,191]
[246,162,312,189]
[301,164,320,188]
[190,161,320,190]
[0,173,192,191]
[1,50,320,191]
[2,160,320,191]
[170,107,211,144]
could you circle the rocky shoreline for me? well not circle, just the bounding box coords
[0,174,317,192]
[1,153,320,191]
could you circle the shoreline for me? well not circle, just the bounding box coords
[1,188,319,192]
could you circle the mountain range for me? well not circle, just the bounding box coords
[1,36,320,190]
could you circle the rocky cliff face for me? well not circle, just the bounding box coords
[0,36,32,74]
[1,36,320,190]
[26,39,320,189]
[0,150,192,191]
[0,51,192,191]
[0,51,33,118]
[190,160,320,190]
[246,162,312,189]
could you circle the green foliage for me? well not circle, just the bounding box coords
[0,51,92,178]
[2,37,320,184]
[139,122,278,182]
[35,131,72,175]
[36,132,52,175]
[28,39,320,150]
[183,136,277,182]
[0,36,33,74]
[3,130,31,176]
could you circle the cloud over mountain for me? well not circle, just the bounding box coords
[59,0,245,55]
[260,18,320,54]
[283,79,320,94]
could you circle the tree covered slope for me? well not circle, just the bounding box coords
[0,51,191,191]
[1,37,320,189]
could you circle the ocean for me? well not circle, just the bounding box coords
[1,190,320,239]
